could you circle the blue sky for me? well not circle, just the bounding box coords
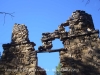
[0,0,100,75]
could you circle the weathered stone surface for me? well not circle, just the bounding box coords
[0,10,100,75]
[0,24,47,75]
[38,10,100,75]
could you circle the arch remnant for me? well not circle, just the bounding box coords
[38,10,100,75]
[0,10,100,75]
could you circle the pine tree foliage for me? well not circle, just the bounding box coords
[54,63,62,75]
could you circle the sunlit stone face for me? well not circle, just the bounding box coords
[11,24,29,44]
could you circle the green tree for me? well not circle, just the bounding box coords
[54,63,62,75]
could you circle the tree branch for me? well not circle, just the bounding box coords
[85,0,90,6]
[0,12,14,25]
[82,0,100,11]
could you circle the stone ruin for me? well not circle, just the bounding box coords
[0,24,46,75]
[0,10,100,75]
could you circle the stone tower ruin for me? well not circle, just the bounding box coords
[0,10,100,75]
[0,24,46,75]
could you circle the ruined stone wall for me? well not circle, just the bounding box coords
[60,10,100,75]
[0,24,46,75]
[60,32,100,75]
[0,10,100,75]
[39,10,100,75]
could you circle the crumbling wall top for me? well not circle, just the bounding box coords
[61,10,95,32]
[38,10,99,52]
[11,23,30,44]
